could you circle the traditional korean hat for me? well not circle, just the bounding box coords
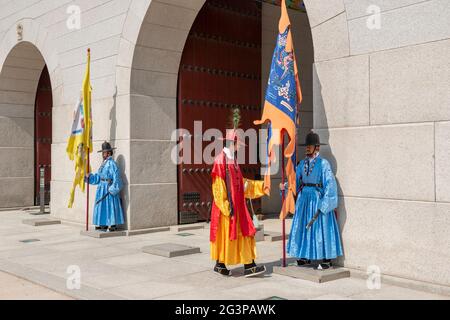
[220,108,246,146]
[299,131,327,146]
[97,141,117,153]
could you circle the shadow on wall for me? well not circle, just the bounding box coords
[109,86,129,229]
[109,86,118,144]
[313,66,348,267]
[116,154,128,230]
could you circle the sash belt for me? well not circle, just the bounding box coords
[301,183,323,188]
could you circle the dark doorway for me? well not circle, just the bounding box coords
[177,0,262,223]
[34,66,52,206]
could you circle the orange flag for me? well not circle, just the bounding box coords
[254,0,302,219]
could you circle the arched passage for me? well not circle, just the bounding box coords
[177,0,263,223]
[126,0,206,229]
[127,0,316,229]
[0,42,52,208]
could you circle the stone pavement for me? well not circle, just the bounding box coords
[0,271,72,300]
[0,210,448,300]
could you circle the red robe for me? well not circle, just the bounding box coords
[210,151,256,242]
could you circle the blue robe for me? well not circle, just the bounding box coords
[88,157,125,227]
[287,155,343,260]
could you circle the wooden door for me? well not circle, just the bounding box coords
[34,66,52,205]
[177,0,262,223]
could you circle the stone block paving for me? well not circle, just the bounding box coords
[0,271,72,300]
[0,210,448,300]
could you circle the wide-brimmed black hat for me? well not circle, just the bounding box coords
[299,131,327,146]
[98,141,117,153]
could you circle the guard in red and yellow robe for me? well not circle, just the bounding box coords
[210,130,268,277]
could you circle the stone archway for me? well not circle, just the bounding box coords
[120,0,207,230]
[0,41,50,208]
[0,18,61,211]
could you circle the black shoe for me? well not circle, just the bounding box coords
[244,265,266,278]
[96,226,108,231]
[214,265,232,276]
[297,259,312,267]
[108,225,117,232]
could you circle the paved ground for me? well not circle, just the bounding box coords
[0,209,448,300]
[0,271,72,300]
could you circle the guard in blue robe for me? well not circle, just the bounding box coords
[284,132,343,269]
[86,141,125,231]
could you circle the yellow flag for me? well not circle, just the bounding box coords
[66,49,93,208]
[82,49,92,151]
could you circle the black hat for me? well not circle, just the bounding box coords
[98,141,117,153]
[299,131,327,146]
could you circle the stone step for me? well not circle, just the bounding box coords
[273,265,350,283]
[126,226,170,236]
[29,211,51,216]
[264,231,289,242]
[170,223,206,232]
[142,243,201,258]
[80,230,127,238]
[22,218,61,227]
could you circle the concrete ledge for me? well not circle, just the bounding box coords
[80,230,127,239]
[347,266,450,297]
[21,206,50,215]
[22,218,61,227]
[170,222,206,232]
[29,211,51,216]
[0,206,30,212]
[126,226,170,236]
[273,265,350,283]
[264,231,289,242]
[142,243,201,258]
[0,206,51,215]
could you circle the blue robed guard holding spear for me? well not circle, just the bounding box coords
[281,132,343,269]
[86,141,125,232]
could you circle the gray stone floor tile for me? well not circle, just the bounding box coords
[0,211,448,300]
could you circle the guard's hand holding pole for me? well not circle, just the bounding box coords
[279,182,288,191]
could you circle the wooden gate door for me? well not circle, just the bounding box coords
[34,66,52,205]
[177,0,262,223]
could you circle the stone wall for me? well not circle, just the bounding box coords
[308,0,450,286]
[0,0,135,223]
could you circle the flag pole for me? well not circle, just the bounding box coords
[85,48,91,232]
[281,131,286,268]
[86,147,90,232]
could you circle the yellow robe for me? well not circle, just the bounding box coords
[210,178,265,265]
